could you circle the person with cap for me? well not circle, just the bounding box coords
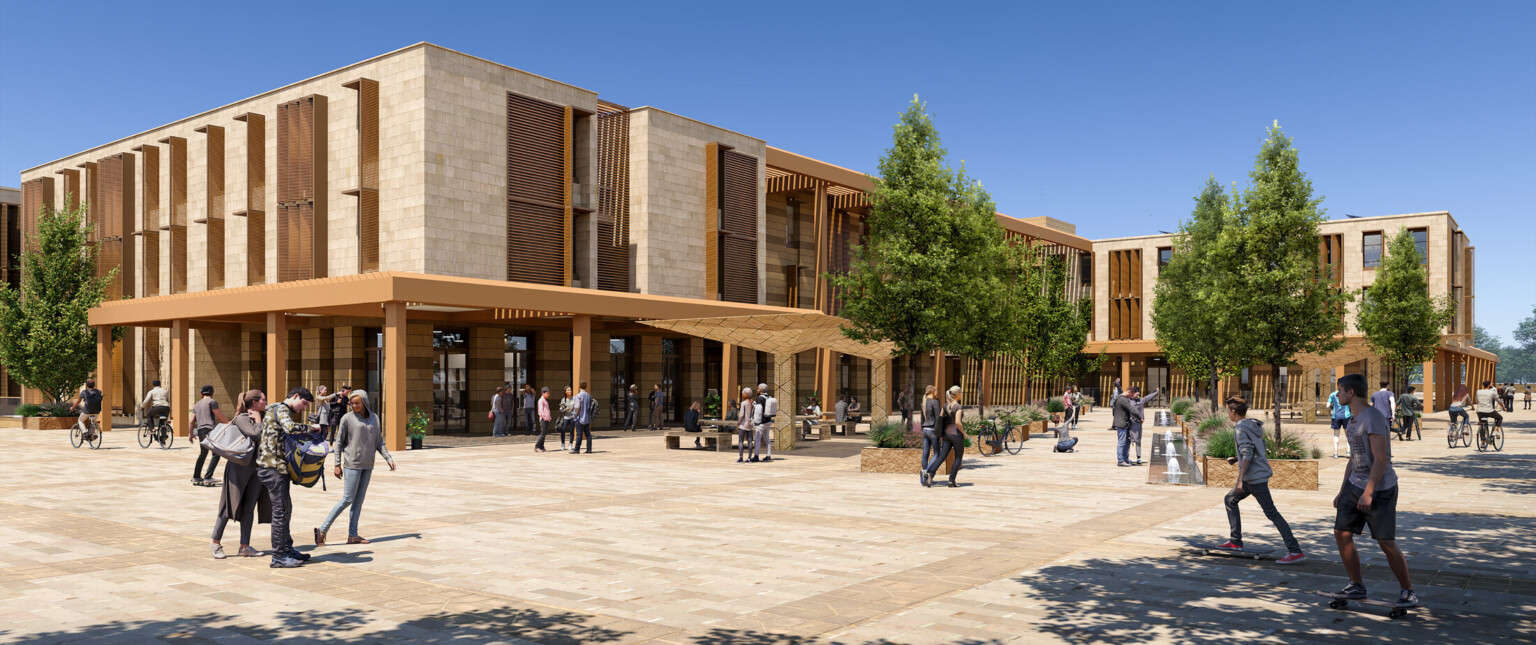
[192,385,232,486]
[256,387,321,568]
[755,383,777,462]
[736,387,757,463]
[533,386,555,452]
[315,390,394,547]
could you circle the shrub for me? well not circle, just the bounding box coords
[961,417,995,436]
[1197,414,1229,438]
[1045,399,1066,414]
[868,419,915,449]
[1204,426,1320,460]
[17,402,75,417]
[1204,428,1236,458]
[1021,405,1048,422]
[1170,398,1197,416]
[1078,395,1097,407]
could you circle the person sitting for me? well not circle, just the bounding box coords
[684,400,703,449]
[847,397,864,425]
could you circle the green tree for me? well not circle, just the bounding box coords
[1472,326,1502,353]
[833,96,990,404]
[1355,227,1456,395]
[1015,252,1101,395]
[1514,305,1536,352]
[0,199,120,403]
[945,198,1025,417]
[1152,176,1245,412]
[1217,122,1353,444]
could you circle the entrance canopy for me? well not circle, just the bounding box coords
[636,313,896,360]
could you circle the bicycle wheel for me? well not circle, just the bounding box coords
[1476,423,1489,452]
[138,424,153,448]
[158,425,174,449]
[1446,423,1457,448]
[1492,426,1504,452]
[71,426,85,449]
[976,429,1000,456]
[1004,424,1024,455]
[87,425,102,449]
[1460,423,1472,448]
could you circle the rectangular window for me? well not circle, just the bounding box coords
[783,265,800,308]
[1079,253,1092,288]
[1410,228,1428,264]
[786,199,801,249]
[1157,247,1172,274]
[1363,232,1383,268]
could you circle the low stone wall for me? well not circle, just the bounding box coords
[1200,456,1319,491]
[22,416,77,430]
[861,447,953,475]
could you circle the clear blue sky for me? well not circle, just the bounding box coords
[2,1,1532,340]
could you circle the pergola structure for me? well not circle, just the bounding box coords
[86,272,811,451]
[638,313,896,449]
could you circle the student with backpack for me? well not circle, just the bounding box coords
[1215,395,1307,564]
[256,387,321,568]
[570,382,594,454]
[315,390,394,547]
[210,389,270,560]
[755,383,778,463]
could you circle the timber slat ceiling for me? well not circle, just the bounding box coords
[506,91,568,286]
[637,313,895,360]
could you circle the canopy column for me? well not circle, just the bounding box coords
[171,319,189,436]
[266,312,286,400]
[96,326,113,420]
[384,302,407,452]
[723,343,739,413]
[1422,354,1437,412]
[871,357,891,424]
[773,352,796,451]
[572,314,591,394]
[821,349,838,411]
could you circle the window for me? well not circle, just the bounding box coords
[786,199,801,249]
[1363,232,1383,268]
[1079,253,1092,288]
[1157,247,1172,274]
[1410,228,1428,264]
[783,265,800,308]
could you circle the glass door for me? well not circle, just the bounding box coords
[433,328,469,433]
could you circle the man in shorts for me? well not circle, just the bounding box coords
[1327,388,1351,458]
[71,380,104,440]
[1333,373,1415,607]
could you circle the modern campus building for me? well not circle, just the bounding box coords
[12,43,1492,447]
[0,186,21,415]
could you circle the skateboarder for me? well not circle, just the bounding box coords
[1216,396,1306,564]
[1332,373,1416,607]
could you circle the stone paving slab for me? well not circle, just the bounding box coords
[1,407,1534,643]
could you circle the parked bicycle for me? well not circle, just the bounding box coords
[1446,416,1471,448]
[1475,417,1504,452]
[137,413,174,449]
[70,414,103,450]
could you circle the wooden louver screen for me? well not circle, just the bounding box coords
[161,136,188,293]
[198,125,225,289]
[505,92,570,286]
[135,145,160,296]
[344,79,380,273]
[596,103,630,292]
[1108,249,1143,340]
[97,154,134,301]
[276,95,327,283]
[718,148,758,304]
[234,113,266,285]
[80,162,100,242]
[20,177,54,250]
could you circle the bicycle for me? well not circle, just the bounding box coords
[991,409,1028,456]
[1393,415,1421,442]
[70,414,103,450]
[973,419,1004,457]
[1446,416,1471,448]
[1475,417,1504,453]
[137,414,174,449]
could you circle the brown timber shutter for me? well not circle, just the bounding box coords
[344,79,380,273]
[276,95,328,282]
[135,145,160,296]
[162,136,188,293]
[234,112,266,285]
[717,148,758,304]
[596,102,630,292]
[20,177,54,251]
[197,125,226,289]
[505,91,569,286]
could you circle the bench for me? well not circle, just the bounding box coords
[1263,404,1303,420]
[665,430,734,452]
[801,419,840,440]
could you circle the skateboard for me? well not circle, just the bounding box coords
[1185,540,1275,560]
[1313,590,1423,619]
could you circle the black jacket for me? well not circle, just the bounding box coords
[1111,395,1141,430]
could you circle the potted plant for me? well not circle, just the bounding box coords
[703,391,721,418]
[407,406,430,450]
[1170,397,1196,425]
[18,402,80,431]
[1045,398,1066,424]
[1078,394,1097,413]
[1199,425,1321,491]
[860,419,954,474]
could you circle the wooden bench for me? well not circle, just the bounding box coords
[1263,404,1303,420]
[665,430,733,451]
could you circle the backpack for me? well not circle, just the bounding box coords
[201,422,254,467]
[586,396,599,421]
[283,429,330,490]
[763,395,778,421]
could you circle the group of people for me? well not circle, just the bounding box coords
[1107,379,1160,466]
[731,384,779,463]
[918,385,965,488]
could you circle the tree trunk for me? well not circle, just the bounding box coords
[908,352,919,426]
[1208,366,1220,413]
[1271,362,1283,445]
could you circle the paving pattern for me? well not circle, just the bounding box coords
[2,404,1534,644]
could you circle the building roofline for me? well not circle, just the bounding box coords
[628,106,765,145]
[1091,210,1463,245]
[21,42,604,176]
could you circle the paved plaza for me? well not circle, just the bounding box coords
[2,406,1534,644]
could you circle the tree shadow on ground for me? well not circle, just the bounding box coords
[1010,511,1536,644]
[1397,453,1536,496]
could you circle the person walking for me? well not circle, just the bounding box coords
[191,385,232,486]
[1332,373,1416,607]
[210,389,271,560]
[922,386,965,488]
[1371,381,1396,423]
[256,387,320,568]
[684,400,703,448]
[919,385,941,483]
[624,384,639,431]
[1111,385,1141,467]
[1125,385,1160,465]
[648,384,666,431]
[522,385,538,436]
[490,385,506,437]
[570,382,594,454]
[755,383,777,463]
[1504,383,1516,413]
[557,386,576,450]
[1328,387,1352,458]
[736,387,757,463]
[315,390,395,547]
[1394,386,1421,441]
[1216,395,1307,564]
[898,389,912,428]
[1524,385,1532,410]
[533,387,554,452]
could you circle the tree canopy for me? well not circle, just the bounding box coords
[1356,227,1455,390]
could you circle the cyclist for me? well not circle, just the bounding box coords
[1447,384,1470,437]
[1474,380,1502,435]
[71,379,104,440]
[141,380,171,430]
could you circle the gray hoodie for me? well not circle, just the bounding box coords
[1234,418,1272,484]
[334,391,393,470]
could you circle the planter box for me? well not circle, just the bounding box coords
[1028,420,1046,438]
[1200,456,1318,491]
[22,416,78,430]
[860,447,953,475]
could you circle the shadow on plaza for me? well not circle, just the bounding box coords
[1399,452,1536,496]
[1011,511,1536,644]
